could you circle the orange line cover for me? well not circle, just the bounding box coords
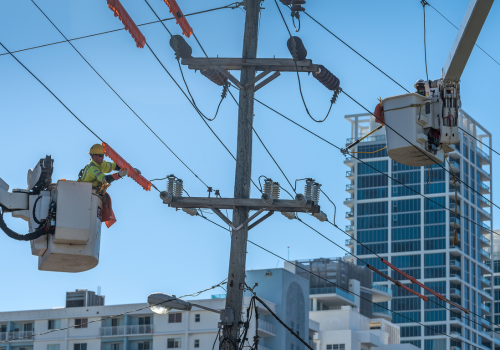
[162,0,193,38]
[107,0,146,48]
[102,143,151,191]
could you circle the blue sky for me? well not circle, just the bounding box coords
[0,0,499,311]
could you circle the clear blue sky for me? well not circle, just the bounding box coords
[0,0,498,311]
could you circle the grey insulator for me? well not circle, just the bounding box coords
[314,65,340,91]
[174,179,183,197]
[304,179,315,201]
[281,211,295,220]
[200,69,228,86]
[170,35,192,59]
[160,191,173,204]
[261,193,274,205]
[295,193,307,206]
[167,175,176,195]
[312,183,321,204]
[313,211,328,222]
[182,208,198,216]
[287,37,307,61]
[291,0,306,11]
[263,179,274,195]
[272,182,281,200]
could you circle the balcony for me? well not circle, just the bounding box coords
[345,135,386,145]
[345,225,354,233]
[346,171,354,180]
[449,273,461,280]
[100,325,153,337]
[479,182,491,194]
[372,283,391,294]
[346,211,354,220]
[344,197,354,208]
[478,195,491,208]
[478,260,491,272]
[479,248,491,259]
[479,275,491,287]
[450,288,461,297]
[346,184,354,193]
[478,166,491,179]
[345,239,354,248]
[479,221,491,231]
[211,294,226,299]
[449,316,462,324]
[449,203,460,212]
[449,217,460,227]
[344,156,354,167]
[479,234,491,247]
[449,260,460,269]
[6,331,34,341]
[0,332,5,341]
[372,305,392,320]
[449,160,460,173]
[476,147,490,161]
[372,283,392,303]
[310,287,355,302]
[257,320,275,337]
[479,303,491,314]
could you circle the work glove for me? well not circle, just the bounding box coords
[134,168,141,175]
[118,168,129,178]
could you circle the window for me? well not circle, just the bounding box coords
[326,345,345,350]
[111,318,119,327]
[74,344,87,350]
[138,342,150,350]
[167,338,181,348]
[48,320,61,330]
[168,313,182,323]
[425,324,446,336]
[138,316,151,325]
[110,343,122,350]
[400,326,421,337]
[48,345,60,350]
[74,318,88,329]
[194,339,200,348]
[195,314,200,322]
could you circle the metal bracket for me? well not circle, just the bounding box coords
[210,207,265,231]
[243,68,272,90]
[216,67,243,89]
[248,211,274,230]
[255,71,281,91]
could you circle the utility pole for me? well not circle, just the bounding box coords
[224,0,260,344]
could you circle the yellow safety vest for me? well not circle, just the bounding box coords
[78,160,118,188]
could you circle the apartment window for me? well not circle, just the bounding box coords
[194,339,200,348]
[110,343,122,350]
[48,345,60,350]
[138,341,150,350]
[48,320,61,330]
[111,318,119,327]
[138,316,151,325]
[74,344,87,350]
[326,345,345,350]
[74,318,88,329]
[168,313,182,323]
[167,338,181,348]
[195,314,200,322]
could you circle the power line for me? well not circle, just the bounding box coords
[29,0,210,190]
[0,41,104,142]
[427,1,500,67]
[253,96,500,241]
[0,3,242,58]
[459,126,499,157]
[422,0,429,81]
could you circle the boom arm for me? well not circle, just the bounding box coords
[442,0,494,83]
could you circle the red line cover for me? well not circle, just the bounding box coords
[102,143,151,191]
[162,0,193,38]
[367,264,428,301]
[107,0,146,48]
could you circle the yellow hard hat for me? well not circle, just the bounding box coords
[88,144,104,155]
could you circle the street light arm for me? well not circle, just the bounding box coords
[190,303,221,314]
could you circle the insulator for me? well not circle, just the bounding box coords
[167,175,176,195]
[281,211,295,220]
[313,211,328,222]
[174,179,183,197]
[160,191,173,204]
[312,183,321,204]
[287,36,307,61]
[314,65,340,91]
[200,69,228,86]
[295,193,307,206]
[169,35,192,60]
[291,0,305,11]
[279,0,292,4]
[182,208,198,216]
[263,179,274,195]
[272,182,281,200]
[304,178,315,201]
[261,193,273,205]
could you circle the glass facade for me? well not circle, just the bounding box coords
[345,112,493,349]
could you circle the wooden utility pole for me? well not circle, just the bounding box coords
[223,0,261,344]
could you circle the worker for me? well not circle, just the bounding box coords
[78,144,140,189]
[415,79,426,97]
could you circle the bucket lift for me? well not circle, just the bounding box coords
[378,0,493,167]
[0,156,103,273]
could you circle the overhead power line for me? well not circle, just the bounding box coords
[0,2,242,57]
[29,0,210,190]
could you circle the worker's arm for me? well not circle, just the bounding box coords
[102,161,121,173]
[104,168,128,184]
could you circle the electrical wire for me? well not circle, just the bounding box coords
[0,280,227,343]
[459,126,498,157]
[0,41,103,142]
[253,96,500,241]
[427,1,500,67]
[422,0,429,81]
[0,3,243,58]
[303,11,410,93]
[274,0,336,123]
[29,0,210,190]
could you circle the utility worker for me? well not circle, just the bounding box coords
[78,144,139,189]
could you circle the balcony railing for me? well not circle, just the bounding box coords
[479,276,490,286]
[0,332,6,341]
[450,288,461,297]
[346,171,354,177]
[479,248,491,259]
[477,147,490,161]
[346,184,354,191]
[449,161,460,169]
[258,320,275,335]
[479,196,491,206]
[100,325,153,337]
[372,305,392,316]
[480,303,490,313]
[450,260,460,268]
[346,135,386,145]
[345,239,354,245]
[6,331,34,341]
[310,287,355,302]
[478,167,491,177]
[479,182,490,192]
[211,294,226,299]
[372,283,391,294]
[345,197,353,202]
[479,221,491,231]
[345,225,354,231]
[479,235,491,245]
[346,212,354,218]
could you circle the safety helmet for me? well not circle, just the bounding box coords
[88,144,104,155]
[414,79,425,88]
